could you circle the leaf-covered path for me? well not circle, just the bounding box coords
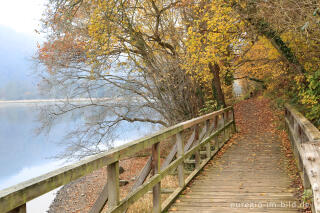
[168,97,303,212]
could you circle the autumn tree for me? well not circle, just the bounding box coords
[36,0,206,159]
[253,0,320,126]
[184,0,259,108]
[36,0,320,160]
[230,0,320,127]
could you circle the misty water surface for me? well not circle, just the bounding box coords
[0,103,159,190]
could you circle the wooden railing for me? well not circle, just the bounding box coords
[0,107,236,213]
[285,104,320,213]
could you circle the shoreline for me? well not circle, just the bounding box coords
[0,97,145,105]
[0,98,114,104]
[48,156,150,213]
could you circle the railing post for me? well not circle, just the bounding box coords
[194,125,201,169]
[152,142,161,213]
[107,161,120,210]
[8,204,26,213]
[214,116,219,151]
[232,107,237,133]
[284,108,289,130]
[176,132,185,188]
[302,166,311,189]
[292,120,303,171]
[221,112,226,142]
[225,110,230,139]
[293,120,301,144]
[205,120,211,158]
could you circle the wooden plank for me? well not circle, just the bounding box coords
[222,112,226,142]
[205,120,211,158]
[214,116,220,151]
[107,161,120,209]
[152,143,161,213]
[108,152,185,212]
[130,157,152,191]
[161,187,183,211]
[285,117,300,148]
[299,143,320,213]
[161,119,215,171]
[194,125,201,169]
[176,132,184,188]
[89,181,108,213]
[285,104,320,141]
[161,135,230,212]
[285,104,320,212]
[170,124,301,212]
[232,107,237,132]
[109,121,234,213]
[0,150,118,213]
[185,121,233,159]
[180,106,232,129]
[7,204,26,213]
[0,126,182,212]
[161,130,195,171]
[123,157,161,212]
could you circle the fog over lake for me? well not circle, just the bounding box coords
[0,102,159,189]
[0,102,159,212]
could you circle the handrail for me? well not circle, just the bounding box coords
[285,104,320,142]
[0,106,236,213]
[285,104,320,213]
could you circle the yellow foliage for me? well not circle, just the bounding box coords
[184,0,245,92]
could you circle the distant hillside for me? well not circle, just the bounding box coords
[0,26,40,100]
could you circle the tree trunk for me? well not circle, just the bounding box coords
[230,1,306,74]
[209,62,226,108]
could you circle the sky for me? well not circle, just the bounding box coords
[0,0,45,35]
[0,3,63,212]
[0,0,48,100]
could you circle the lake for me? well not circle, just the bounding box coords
[0,102,159,212]
[0,82,244,212]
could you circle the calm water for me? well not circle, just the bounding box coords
[0,103,159,212]
[1,83,243,212]
[0,104,63,187]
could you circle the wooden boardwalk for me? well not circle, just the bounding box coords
[168,99,302,212]
[5,98,320,213]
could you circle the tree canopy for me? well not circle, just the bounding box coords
[36,0,320,158]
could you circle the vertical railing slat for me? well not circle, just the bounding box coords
[225,110,230,139]
[8,204,26,213]
[222,112,226,142]
[194,125,201,169]
[232,107,237,132]
[152,142,161,213]
[176,132,184,188]
[107,161,120,210]
[214,115,219,150]
[205,120,211,158]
